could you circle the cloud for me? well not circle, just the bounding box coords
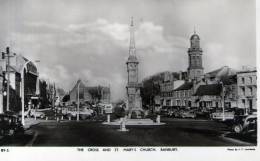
[10,18,185,101]
[0,0,255,101]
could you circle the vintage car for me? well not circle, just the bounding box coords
[0,114,24,136]
[232,114,257,134]
[160,106,170,116]
[79,106,94,120]
[180,110,196,119]
[30,109,46,119]
[210,111,235,121]
[66,107,78,118]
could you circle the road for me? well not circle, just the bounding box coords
[17,118,254,146]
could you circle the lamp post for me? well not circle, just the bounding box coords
[21,60,40,126]
[77,82,80,121]
[221,81,225,121]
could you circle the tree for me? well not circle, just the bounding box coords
[141,76,161,106]
[39,80,51,108]
[62,94,70,102]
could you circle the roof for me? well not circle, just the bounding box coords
[174,82,193,91]
[237,70,257,74]
[221,75,237,85]
[194,84,222,96]
[70,79,86,94]
[206,66,237,78]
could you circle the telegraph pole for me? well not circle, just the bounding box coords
[2,47,16,112]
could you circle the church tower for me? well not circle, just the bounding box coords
[187,31,204,81]
[126,17,142,118]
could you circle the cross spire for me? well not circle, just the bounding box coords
[129,17,136,56]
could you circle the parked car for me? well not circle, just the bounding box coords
[160,106,169,116]
[18,109,31,118]
[180,110,196,119]
[210,111,235,121]
[79,107,94,120]
[30,109,46,119]
[172,107,185,118]
[66,107,78,118]
[0,114,24,136]
[232,114,257,134]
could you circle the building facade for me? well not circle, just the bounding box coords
[173,82,194,108]
[193,84,223,110]
[0,53,39,113]
[236,70,257,114]
[159,71,185,107]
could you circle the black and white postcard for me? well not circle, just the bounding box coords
[0,0,259,161]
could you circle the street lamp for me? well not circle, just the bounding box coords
[21,60,40,126]
[220,81,225,121]
[77,82,80,121]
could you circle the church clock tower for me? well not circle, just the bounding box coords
[187,31,204,81]
[126,17,142,118]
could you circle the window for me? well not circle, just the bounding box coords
[241,87,245,95]
[249,77,253,84]
[249,87,253,96]
[241,77,245,84]
[166,100,171,106]
[242,99,246,107]
[177,100,180,106]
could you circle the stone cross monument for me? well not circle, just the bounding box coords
[126,17,143,119]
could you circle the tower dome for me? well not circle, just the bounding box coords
[190,31,200,49]
[190,33,200,40]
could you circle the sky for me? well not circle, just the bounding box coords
[0,0,256,101]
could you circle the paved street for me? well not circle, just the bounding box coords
[2,118,253,146]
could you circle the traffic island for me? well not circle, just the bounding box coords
[102,118,165,126]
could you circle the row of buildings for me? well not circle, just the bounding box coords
[158,32,257,114]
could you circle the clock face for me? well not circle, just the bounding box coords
[129,63,136,69]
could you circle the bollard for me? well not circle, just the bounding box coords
[156,115,160,123]
[61,116,64,120]
[118,117,128,132]
[45,116,48,120]
[69,116,71,121]
[107,114,110,123]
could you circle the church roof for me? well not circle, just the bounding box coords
[174,82,193,91]
[194,84,222,96]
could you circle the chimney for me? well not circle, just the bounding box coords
[179,71,182,80]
